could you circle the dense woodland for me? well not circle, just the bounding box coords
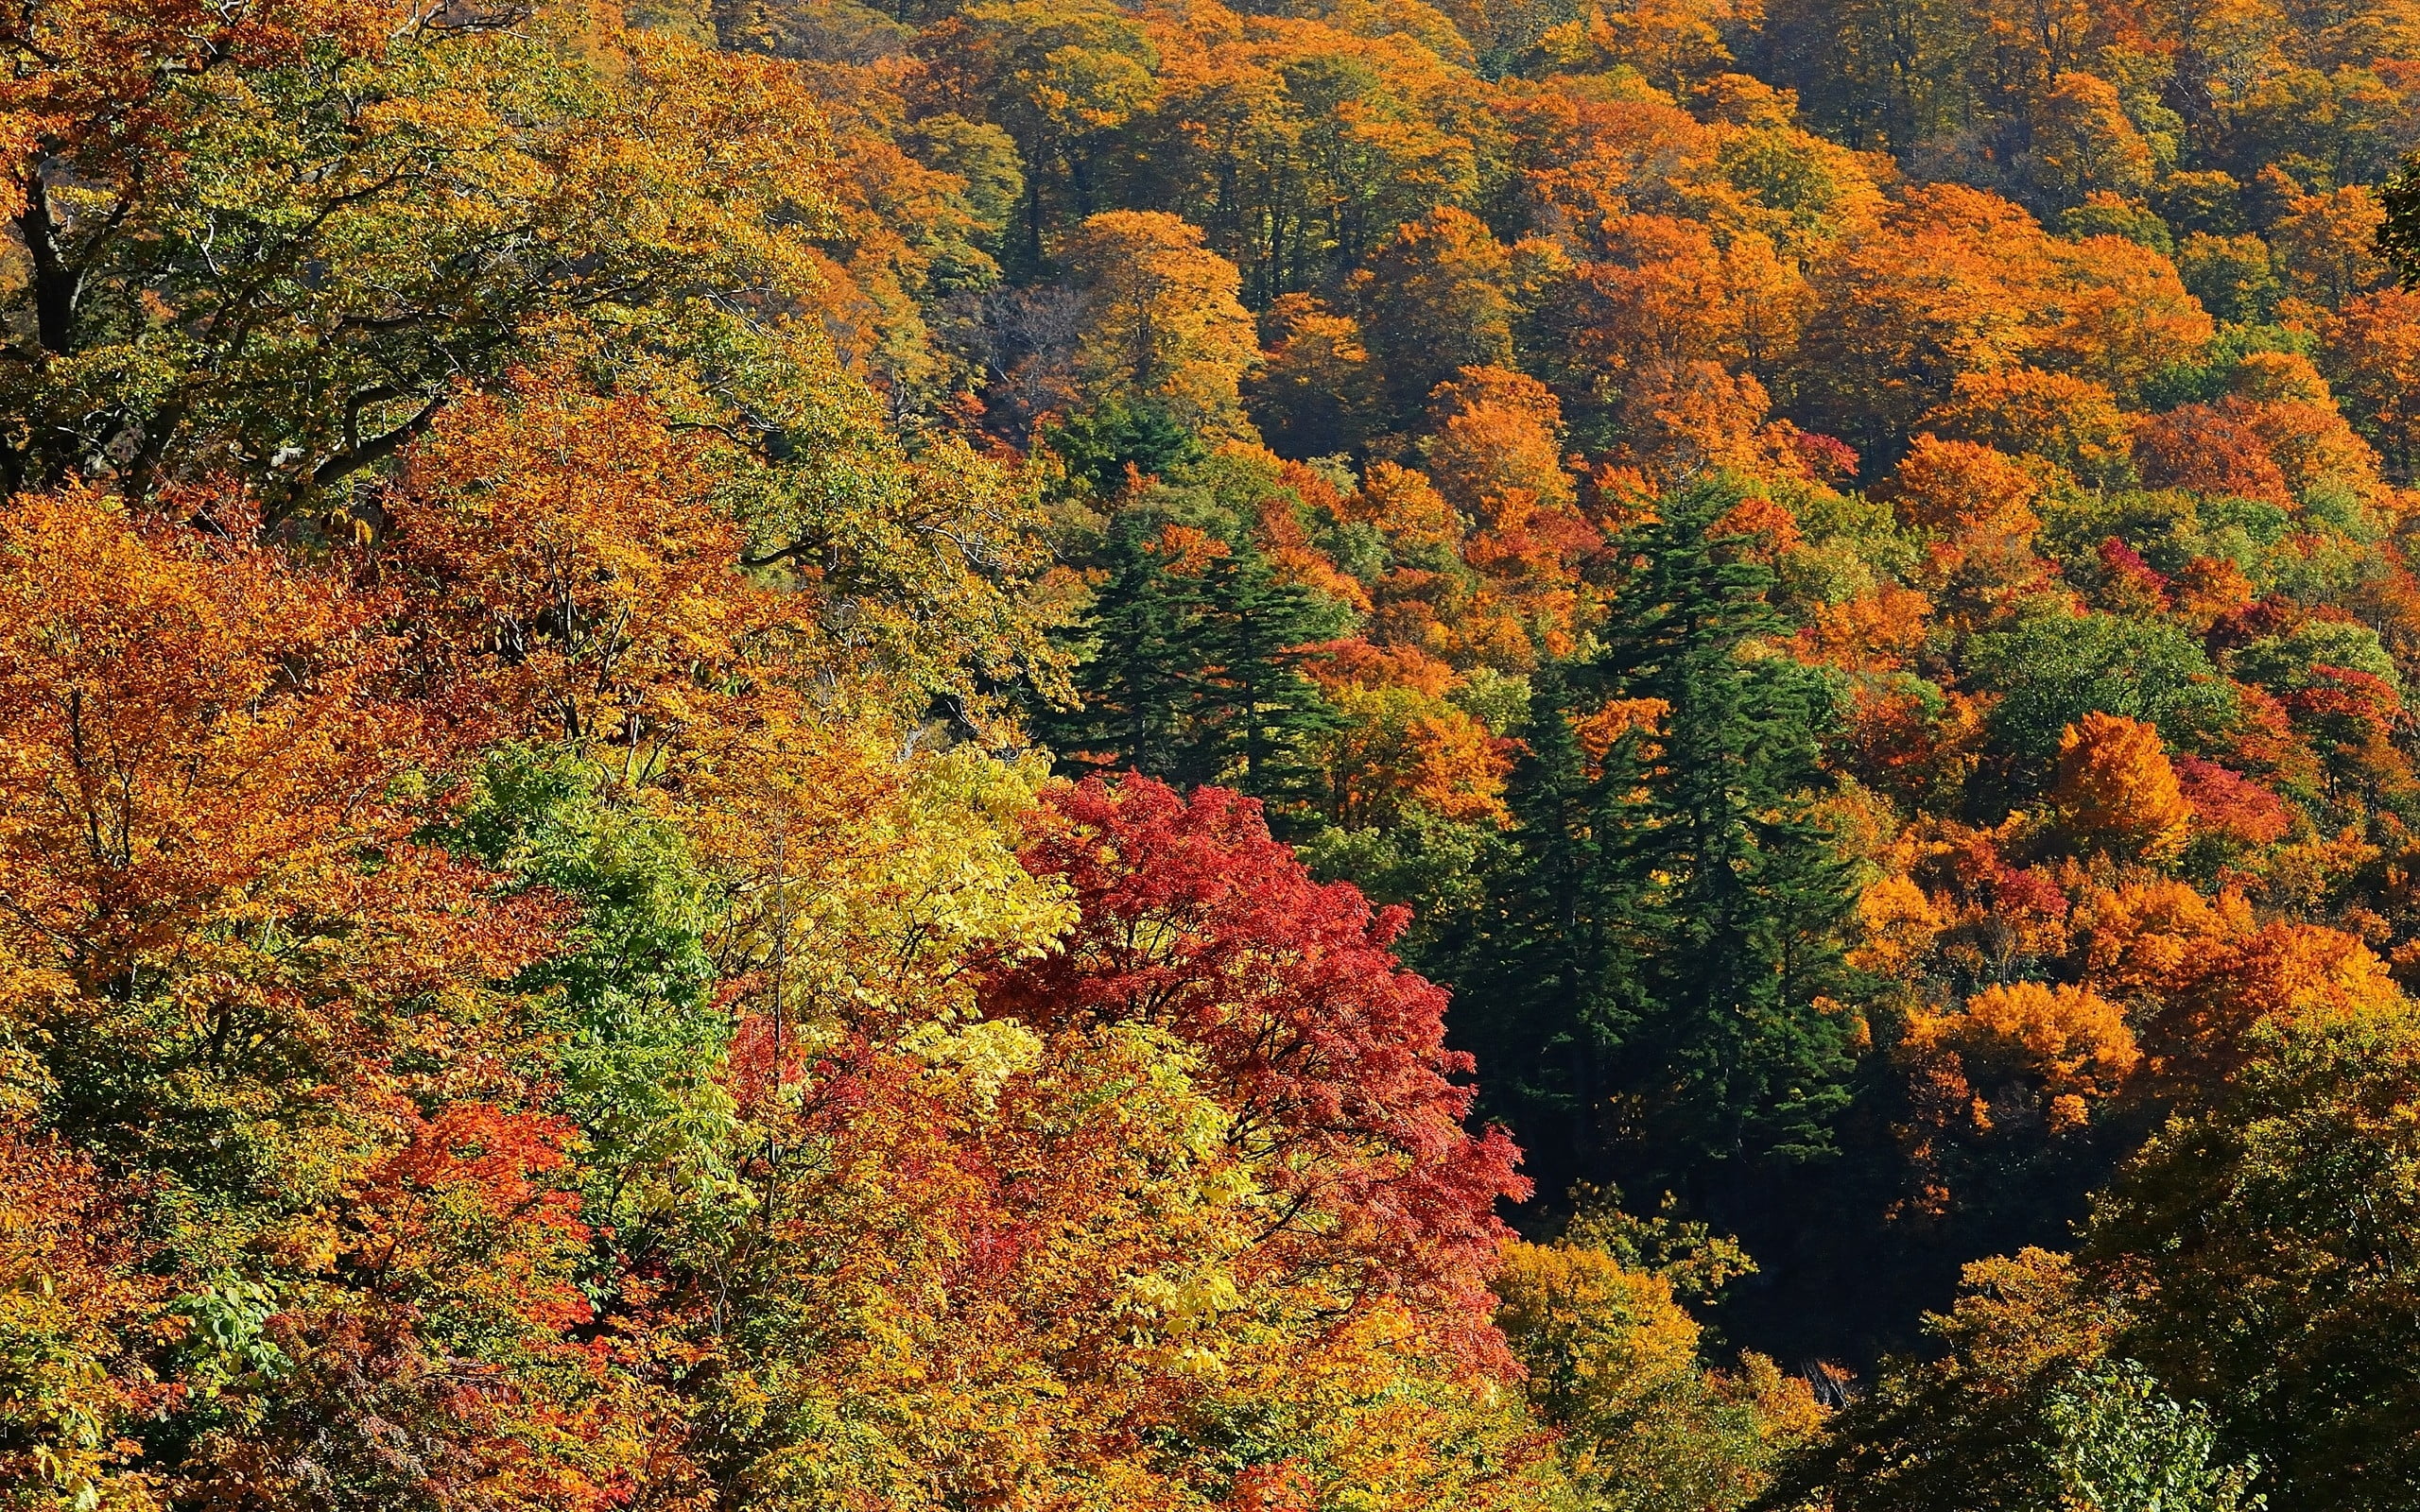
[16,0,2420,1505]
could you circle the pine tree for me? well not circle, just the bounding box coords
[1604,482,1859,1172]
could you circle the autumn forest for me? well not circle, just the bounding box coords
[14,0,2420,1504]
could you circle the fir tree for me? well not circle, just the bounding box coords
[1471,478,1862,1198]
[1044,510,1341,824]
[1194,539,1343,821]
[1041,511,1220,784]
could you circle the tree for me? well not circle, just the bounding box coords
[2270,184,2392,309]
[2083,1007,2420,1509]
[0,3,833,522]
[2052,713,2195,860]
[0,485,663,1509]
[2038,1362,2267,1512]
[1306,644,1517,830]
[2029,72,2157,209]
[2318,286,2420,471]
[2177,232,2282,324]
[1495,1227,1823,1512]
[913,0,1160,270]
[1250,294,1385,458]
[1918,368,2133,486]
[1043,515,1227,784]
[1423,367,1600,660]
[1966,604,2238,784]
[1532,0,1766,94]
[1358,208,1531,426]
[1059,210,1261,436]
[1469,477,1861,1202]
[1044,510,1343,815]
[1793,185,2052,457]
[1769,1248,2126,1512]
[983,775,1531,1359]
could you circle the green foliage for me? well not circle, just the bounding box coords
[1300,809,1503,956]
[2060,198,2174,254]
[1967,604,2239,777]
[2038,1363,2265,1512]
[2082,1010,2420,1511]
[447,749,745,1229]
[1046,400,1210,499]
[1042,507,1344,822]
[1464,478,1862,1194]
[1560,1186,1757,1304]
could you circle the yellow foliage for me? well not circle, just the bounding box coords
[1849,873,1946,977]
[1062,210,1262,436]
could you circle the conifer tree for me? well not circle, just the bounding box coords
[1042,511,1220,785]
[1471,478,1860,1199]
[1196,539,1344,818]
[1044,511,1340,822]
[1451,665,1613,1194]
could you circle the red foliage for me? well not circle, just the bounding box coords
[354,1103,593,1331]
[2176,756,2292,846]
[1789,430,1861,483]
[2288,663,2405,745]
[1929,828,2071,924]
[983,777,1528,1361]
[2204,594,2302,655]
[2096,537,2171,611]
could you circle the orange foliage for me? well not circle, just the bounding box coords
[2323,285,2420,466]
[2031,235,2215,401]
[1848,873,1945,978]
[1884,437,2049,615]
[1572,696,1674,781]
[1309,646,1519,827]
[2052,713,2193,857]
[2075,877,2254,1003]
[1904,982,2140,1133]
[0,488,510,996]
[2144,921,2407,1082]
[2177,756,2294,848]
[1917,367,2132,481]
[389,369,782,755]
[1886,436,2042,537]
[2272,183,2394,308]
[1424,368,1601,660]
[2132,403,2296,507]
[1798,584,1934,674]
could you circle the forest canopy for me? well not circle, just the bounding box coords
[11,0,2420,1506]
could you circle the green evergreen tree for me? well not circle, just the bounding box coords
[1452,664,1617,1185]
[1045,399,1208,498]
[1468,478,1862,1199]
[1042,509,1340,824]
[1040,509,1221,784]
[1193,538,1343,818]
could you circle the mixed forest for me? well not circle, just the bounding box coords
[17,0,2420,1505]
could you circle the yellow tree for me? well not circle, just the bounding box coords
[1061,210,1262,436]
[0,1,836,522]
